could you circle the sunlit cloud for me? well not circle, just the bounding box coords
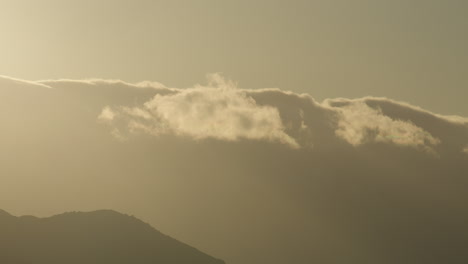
[98,106,117,122]
[331,101,440,151]
[103,74,299,148]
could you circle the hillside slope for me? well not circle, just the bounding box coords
[0,209,225,264]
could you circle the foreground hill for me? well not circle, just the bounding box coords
[0,209,225,264]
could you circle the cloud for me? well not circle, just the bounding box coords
[38,78,167,90]
[0,75,52,89]
[328,100,440,152]
[98,106,116,122]
[2,74,466,155]
[101,74,299,148]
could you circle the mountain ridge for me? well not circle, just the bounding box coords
[0,209,225,264]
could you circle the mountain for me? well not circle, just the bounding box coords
[0,209,225,264]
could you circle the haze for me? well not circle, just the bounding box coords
[1,1,468,264]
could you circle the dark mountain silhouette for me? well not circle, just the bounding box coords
[0,209,225,264]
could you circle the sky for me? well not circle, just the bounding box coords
[1,1,468,264]
[0,0,467,115]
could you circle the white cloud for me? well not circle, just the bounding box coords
[103,74,299,148]
[332,101,440,151]
[38,78,167,90]
[0,75,52,89]
[98,106,117,122]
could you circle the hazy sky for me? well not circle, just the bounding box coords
[1,2,468,264]
[1,0,467,115]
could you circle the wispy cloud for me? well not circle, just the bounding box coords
[0,75,52,89]
[98,106,116,122]
[331,101,440,151]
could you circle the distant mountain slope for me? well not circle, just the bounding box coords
[0,209,225,264]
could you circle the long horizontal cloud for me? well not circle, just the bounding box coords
[2,73,467,155]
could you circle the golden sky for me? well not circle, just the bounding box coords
[1,2,468,264]
[1,0,467,115]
